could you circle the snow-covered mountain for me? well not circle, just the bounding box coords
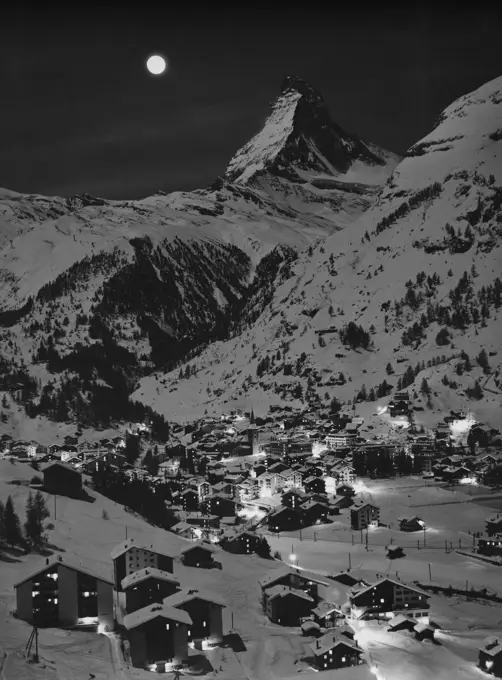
[133,75,502,428]
[224,75,400,226]
[0,75,401,432]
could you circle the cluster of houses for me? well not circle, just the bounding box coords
[15,537,226,672]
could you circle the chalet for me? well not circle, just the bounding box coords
[442,465,471,483]
[331,495,354,510]
[180,542,216,568]
[163,589,225,644]
[478,536,502,557]
[327,570,370,588]
[399,516,425,532]
[124,603,192,670]
[185,514,220,529]
[180,489,199,512]
[259,565,331,602]
[111,539,177,592]
[211,481,235,497]
[350,577,430,621]
[310,632,363,671]
[236,479,258,501]
[264,586,314,625]
[301,500,330,526]
[335,484,355,498]
[328,461,355,485]
[478,636,502,677]
[159,459,181,478]
[256,472,282,496]
[281,469,304,489]
[351,503,380,531]
[387,614,417,632]
[267,505,302,532]
[201,494,236,518]
[118,569,180,624]
[60,446,80,462]
[486,515,502,537]
[14,556,113,630]
[219,530,262,554]
[414,621,441,642]
[304,476,326,494]
[282,489,306,510]
[43,462,82,497]
[312,601,343,628]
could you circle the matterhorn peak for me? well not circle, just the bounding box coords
[224,75,396,187]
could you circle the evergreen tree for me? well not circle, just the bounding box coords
[4,496,23,548]
[420,378,431,395]
[368,387,376,401]
[0,500,5,544]
[386,362,394,375]
[330,397,342,414]
[477,349,490,373]
[255,536,272,559]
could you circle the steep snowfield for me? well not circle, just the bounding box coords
[134,76,502,427]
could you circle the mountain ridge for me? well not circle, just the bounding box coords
[0,74,500,436]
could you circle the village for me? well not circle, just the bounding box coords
[1,390,502,679]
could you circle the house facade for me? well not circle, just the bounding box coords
[350,503,380,531]
[15,557,114,630]
[350,578,430,622]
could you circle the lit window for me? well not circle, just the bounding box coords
[380,598,385,603]
[342,656,346,662]
[166,624,170,630]
[32,591,40,596]
[84,592,90,597]
[54,598,58,604]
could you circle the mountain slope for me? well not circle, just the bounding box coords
[0,76,397,431]
[134,75,502,428]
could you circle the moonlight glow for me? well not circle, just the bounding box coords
[146,55,167,75]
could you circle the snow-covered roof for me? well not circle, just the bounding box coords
[14,556,113,588]
[121,567,180,590]
[265,585,314,603]
[179,540,216,555]
[110,538,178,560]
[163,588,226,609]
[351,577,430,600]
[312,601,342,618]
[309,632,361,656]
[387,614,415,629]
[123,603,192,629]
[259,565,330,589]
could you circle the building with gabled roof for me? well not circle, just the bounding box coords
[111,539,177,592]
[312,601,343,629]
[264,585,314,625]
[478,636,502,677]
[123,603,192,670]
[259,565,331,602]
[116,568,181,625]
[180,541,217,568]
[310,631,363,671]
[14,555,113,630]
[163,588,225,644]
[349,577,430,622]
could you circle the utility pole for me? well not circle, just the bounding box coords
[54,494,56,520]
[428,563,432,582]
[349,553,352,570]
[423,526,426,548]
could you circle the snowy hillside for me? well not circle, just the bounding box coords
[0,76,399,433]
[134,76,502,428]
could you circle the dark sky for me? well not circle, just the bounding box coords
[1,4,501,200]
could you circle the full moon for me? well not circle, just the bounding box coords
[146,55,167,75]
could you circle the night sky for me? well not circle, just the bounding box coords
[1,4,501,200]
